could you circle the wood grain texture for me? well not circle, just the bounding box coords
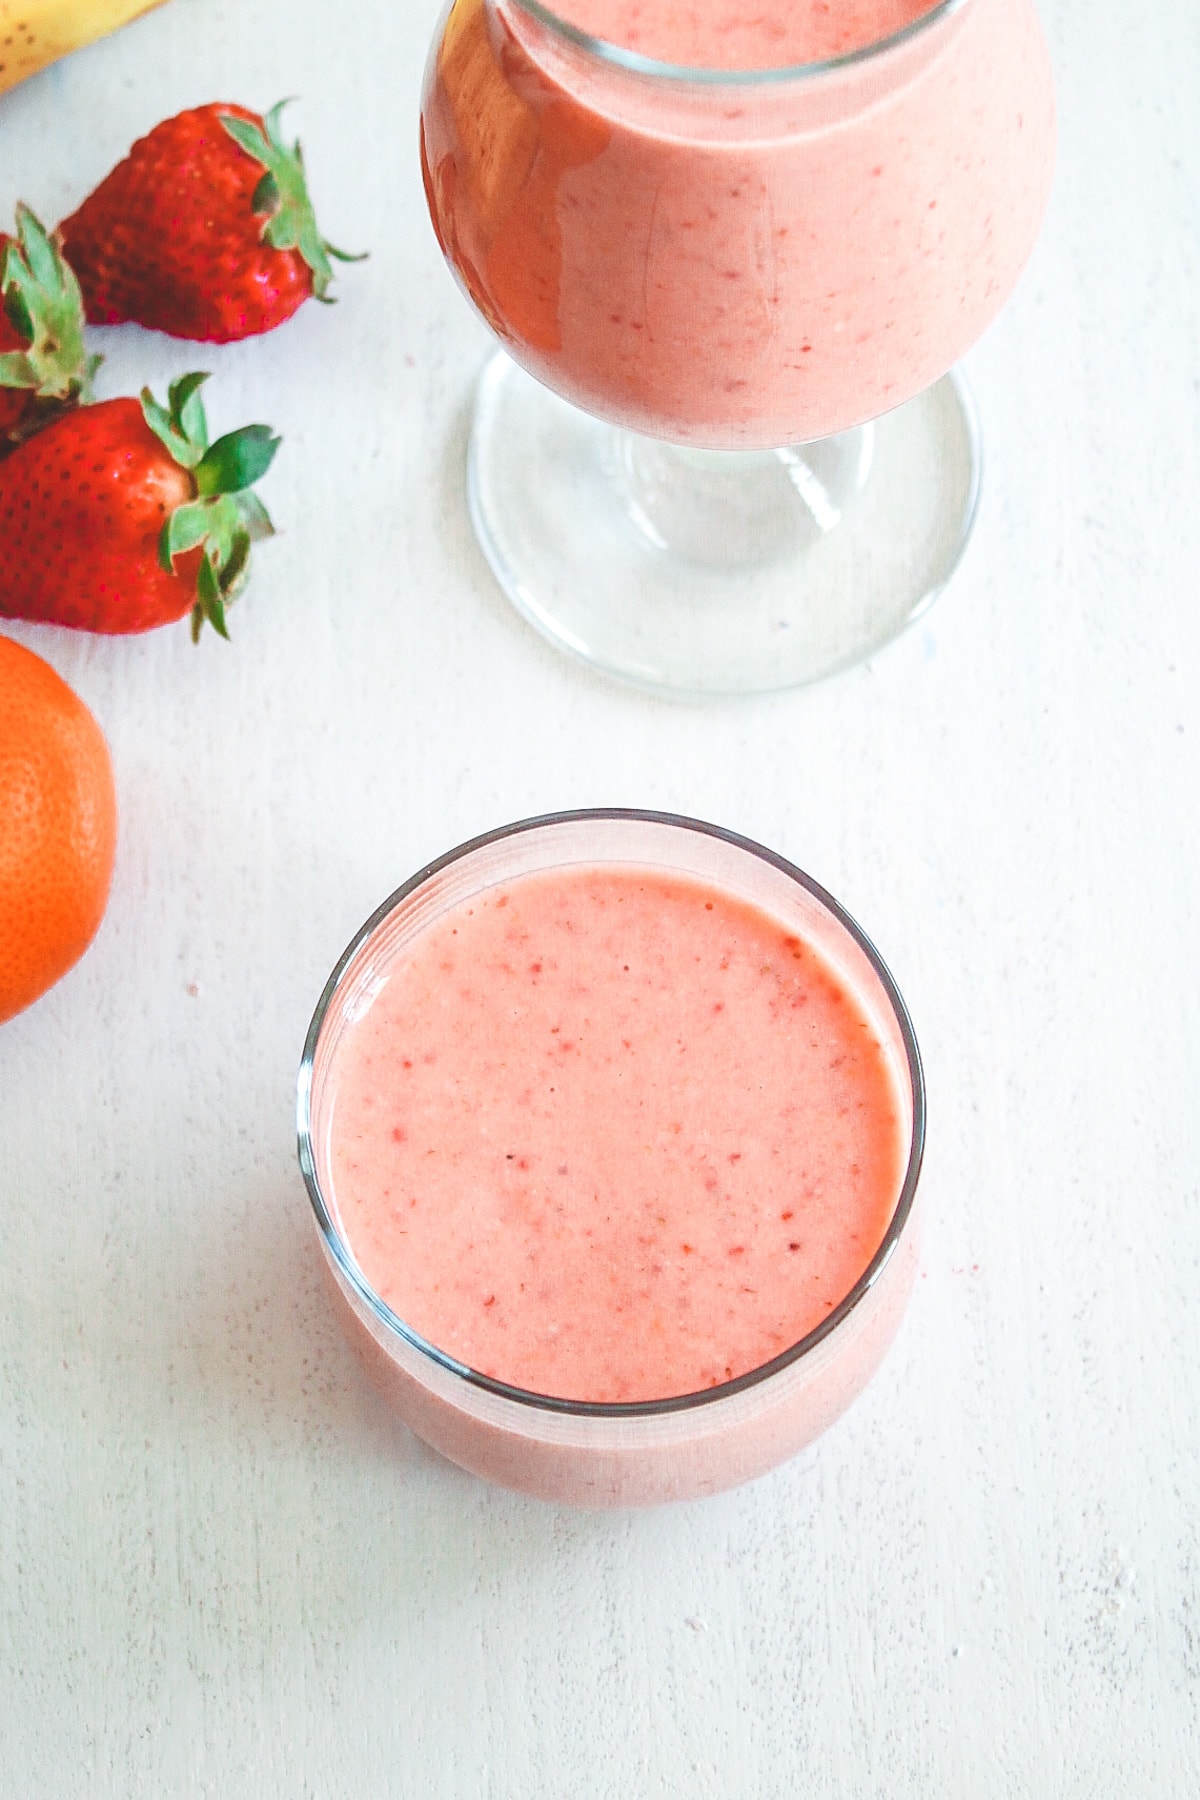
[0,0,1197,1791]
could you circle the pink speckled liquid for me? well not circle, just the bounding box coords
[550,0,940,66]
[420,0,1055,446]
[325,866,907,1403]
[301,816,926,1503]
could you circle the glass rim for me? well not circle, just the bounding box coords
[500,0,972,86]
[296,808,926,1420]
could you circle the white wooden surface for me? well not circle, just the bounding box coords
[1,1,1197,1791]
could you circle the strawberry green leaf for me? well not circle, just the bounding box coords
[218,527,252,600]
[0,204,98,403]
[168,371,211,448]
[194,555,231,642]
[218,103,365,302]
[194,424,280,496]
[220,113,275,163]
[3,279,34,344]
[21,210,57,292]
[251,172,280,217]
[158,500,214,572]
[0,350,36,390]
[141,386,199,468]
[235,489,275,543]
[263,97,299,142]
[205,502,236,571]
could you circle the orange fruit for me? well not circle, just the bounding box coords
[0,635,118,1024]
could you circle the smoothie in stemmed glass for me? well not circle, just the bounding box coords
[421,0,1055,692]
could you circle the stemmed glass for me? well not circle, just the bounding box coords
[420,0,1055,695]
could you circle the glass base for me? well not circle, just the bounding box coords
[467,353,981,697]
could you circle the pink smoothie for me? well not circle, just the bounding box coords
[324,865,907,1403]
[420,0,1055,445]
[550,0,940,67]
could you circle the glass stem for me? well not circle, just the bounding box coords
[610,423,875,568]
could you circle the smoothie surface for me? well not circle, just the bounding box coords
[327,866,908,1402]
[529,0,942,69]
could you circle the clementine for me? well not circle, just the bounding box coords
[0,636,118,1024]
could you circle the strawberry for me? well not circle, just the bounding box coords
[0,373,278,638]
[0,205,99,455]
[59,101,360,342]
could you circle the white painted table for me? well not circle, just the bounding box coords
[1,1,1197,1790]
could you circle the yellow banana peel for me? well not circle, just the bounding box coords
[0,0,166,98]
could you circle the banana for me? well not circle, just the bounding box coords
[0,0,166,98]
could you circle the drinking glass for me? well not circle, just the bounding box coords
[297,810,925,1505]
[420,0,1055,693]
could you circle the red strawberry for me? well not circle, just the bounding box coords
[59,101,360,342]
[0,372,279,638]
[0,205,99,454]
